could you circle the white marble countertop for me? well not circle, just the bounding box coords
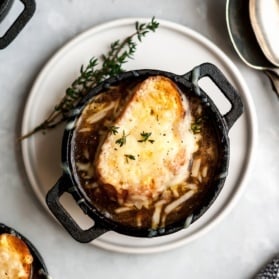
[1,1,279,278]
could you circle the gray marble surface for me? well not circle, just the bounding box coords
[0,0,279,278]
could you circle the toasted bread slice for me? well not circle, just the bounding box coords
[0,233,33,279]
[95,76,198,208]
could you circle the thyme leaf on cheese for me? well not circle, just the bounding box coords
[138,131,155,143]
[115,130,128,147]
[20,17,159,140]
[124,154,136,163]
[108,125,119,135]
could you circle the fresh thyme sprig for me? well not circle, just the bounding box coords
[124,154,136,163]
[21,17,159,140]
[115,130,128,147]
[138,131,154,143]
[108,125,119,135]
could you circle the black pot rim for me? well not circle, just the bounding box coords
[0,0,13,22]
[46,62,243,241]
[0,0,36,49]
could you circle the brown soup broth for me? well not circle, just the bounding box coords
[72,79,220,230]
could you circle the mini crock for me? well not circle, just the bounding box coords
[0,0,35,49]
[46,62,243,243]
[0,223,48,278]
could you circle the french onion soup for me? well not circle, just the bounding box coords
[72,75,220,230]
[0,233,33,279]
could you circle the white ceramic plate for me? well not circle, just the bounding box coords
[21,18,257,254]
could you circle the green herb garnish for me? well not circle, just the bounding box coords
[138,131,154,143]
[124,154,136,163]
[21,17,159,140]
[115,130,128,147]
[108,126,119,135]
[191,117,203,134]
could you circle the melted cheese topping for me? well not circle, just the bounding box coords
[96,76,198,208]
[0,234,33,279]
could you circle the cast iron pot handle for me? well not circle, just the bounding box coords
[183,63,243,130]
[0,0,36,49]
[46,175,108,243]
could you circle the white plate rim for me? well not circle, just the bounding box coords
[21,18,258,254]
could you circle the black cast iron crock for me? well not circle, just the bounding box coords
[0,0,35,49]
[0,223,48,278]
[46,62,243,243]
